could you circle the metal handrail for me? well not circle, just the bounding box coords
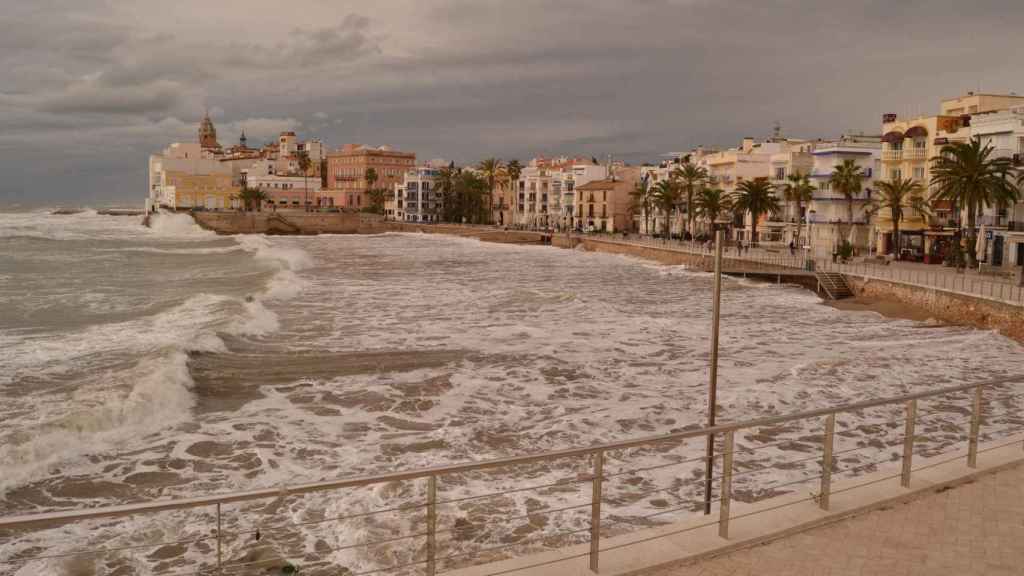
[1,376,1018,532]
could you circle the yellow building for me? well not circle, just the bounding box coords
[877,92,1024,259]
[162,171,240,210]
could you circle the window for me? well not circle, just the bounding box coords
[914,139,926,150]
[890,168,902,180]
[913,167,925,180]
[775,167,786,180]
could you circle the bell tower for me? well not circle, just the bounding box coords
[198,111,220,149]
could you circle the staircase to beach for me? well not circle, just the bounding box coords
[816,271,853,300]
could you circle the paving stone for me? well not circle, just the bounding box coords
[642,464,1024,576]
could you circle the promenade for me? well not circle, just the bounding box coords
[579,233,1024,307]
[644,461,1024,576]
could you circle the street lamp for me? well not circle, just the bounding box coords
[703,217,732,515]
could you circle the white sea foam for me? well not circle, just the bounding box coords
[235,234,315,271]
[145,211,218,240]
[0,351,196,493]
[231,299,281,336]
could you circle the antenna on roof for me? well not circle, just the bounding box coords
[772,121,782,140]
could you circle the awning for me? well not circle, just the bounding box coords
[881,131,905,143]
[904,126,928,138]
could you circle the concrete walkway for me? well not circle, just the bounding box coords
[641,462,1024,576]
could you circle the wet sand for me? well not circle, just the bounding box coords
[825,295,944,324]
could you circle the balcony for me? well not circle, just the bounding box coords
[904,148,927,161]
[882,150,903,161]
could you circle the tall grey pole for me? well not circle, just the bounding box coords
[704,226,723,515]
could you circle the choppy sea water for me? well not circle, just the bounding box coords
[1,210,1022,575]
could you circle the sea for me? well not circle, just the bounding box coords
[1,209,1022,575]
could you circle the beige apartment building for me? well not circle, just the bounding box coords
[325,144,416,209]
[573,167,640,232]
[876,92,1024,260]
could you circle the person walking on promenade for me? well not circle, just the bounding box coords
[789,239,795,256]
[736,241,743,257]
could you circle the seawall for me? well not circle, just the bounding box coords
[847,276,1024,342]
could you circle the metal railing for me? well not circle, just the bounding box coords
[598,235,1024,307]
[2,377,1023,575]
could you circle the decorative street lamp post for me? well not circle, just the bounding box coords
[703,217,732,515]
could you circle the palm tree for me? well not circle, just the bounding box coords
[477,158,504,224]
[867,177,930,260]
[672,162,708,238]
[296,150,312,211]
[238,186,268,212]
[782,172,815,246]
[694,188,730,234]
[629,180,655,234]
[829,159,865,234]
[930,137,1020,266]
[651,180,682,237]
[434,164,459,222]
[731,177,779,247]
[506,160,523,227]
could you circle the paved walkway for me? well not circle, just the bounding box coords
[641,463,1024,576]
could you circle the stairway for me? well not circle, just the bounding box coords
[816,271,853,300]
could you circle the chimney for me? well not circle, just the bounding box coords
[742,137,754,153]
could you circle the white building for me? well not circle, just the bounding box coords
[968,109,1024,268]
[513,161,607,230]
[799,136,882,255]
[394,166,441,222]
[147,142,234,209]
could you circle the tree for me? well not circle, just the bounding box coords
[672,162,708,238]
[829,159,864,233]
[930,137,1020,266]
[694,188,730,232]
[237,186,268,212]
[434,165,460,222]
[866,176,930,260]
[506,159,523,226]
[296,150,312,211]
[477,158,504,224]
[731,177,779,246]
[782,172,815,246]
[367,187,387,215]
[651,180,682,237]
[629,180,655,234]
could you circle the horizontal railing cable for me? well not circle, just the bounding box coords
[4,376,1019,531]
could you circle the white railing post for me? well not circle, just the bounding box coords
[426,475,437,576]
[718,431,734,539]
[820,413,835,510]
[968,387,983,468]
[901,399,916,488]
[590,450,604,573]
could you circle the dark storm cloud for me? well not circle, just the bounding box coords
[2,0,1024,205]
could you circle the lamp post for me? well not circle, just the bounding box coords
[703,217,731,515]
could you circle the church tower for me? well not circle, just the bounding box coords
[198,113,220,149]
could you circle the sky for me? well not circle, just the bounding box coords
[2,0,1024,206]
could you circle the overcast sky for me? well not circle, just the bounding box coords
[2,0,1023,206]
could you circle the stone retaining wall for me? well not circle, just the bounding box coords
[847,276,1024,342]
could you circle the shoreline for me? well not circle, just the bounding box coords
[824,295,948,325]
